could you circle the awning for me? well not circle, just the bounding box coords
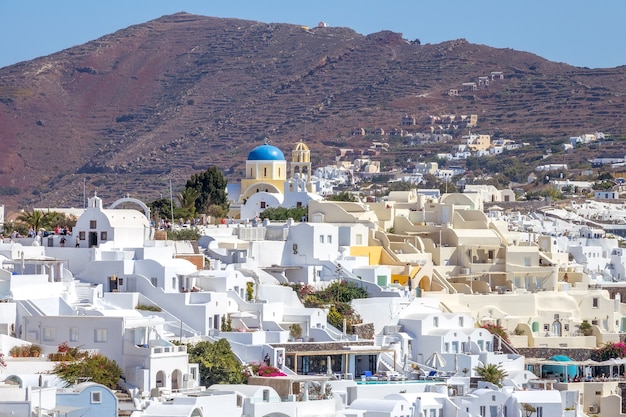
[53,405,86,414]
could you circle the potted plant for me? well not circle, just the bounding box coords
[289,323,303,341]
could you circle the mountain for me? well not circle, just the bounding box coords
[0,12,625,211]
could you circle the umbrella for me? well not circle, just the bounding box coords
[425,352,447,370]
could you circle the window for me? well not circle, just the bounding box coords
[79,231,86,240]
[94,328,108,343]
[327,235,332,244]
[319,235,324,243]
[151,277,158,287]
[100,231,108,241]
[355,234,363,245]
[69,327,79,342]
[536,406,543,417]
[91,391,102,403]
[42,326,56,342]
[263,167,267,177]
[459,317,464,327]
[90,220,97,229]
[592,297,599,308]
[260,202,266,209]
[433,317,439,327]
[479,405,486,417]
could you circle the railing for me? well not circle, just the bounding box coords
[495,334,519,355]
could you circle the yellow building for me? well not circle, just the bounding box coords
[288,141,313,193]
[240,142,287,201]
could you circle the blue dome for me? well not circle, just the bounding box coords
[247,144,285,161]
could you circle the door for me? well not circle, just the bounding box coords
[89,231,98,247]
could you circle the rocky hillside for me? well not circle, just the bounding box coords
[0,12,624,210]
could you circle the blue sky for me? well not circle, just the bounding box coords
[1,1,624,69]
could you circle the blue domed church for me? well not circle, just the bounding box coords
[239,142,287,200]
[227,140,321,219]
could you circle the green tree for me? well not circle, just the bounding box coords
[579,320,593,336]
[207,204,229,221]
[187,339,246,386]
[260,206,308,221]
[16,209,58,231]
[185,166,229,214]
[388,181,414,191]
[148,198,174,221]
[294,280,367,334]
[327,191,359,202]
[45,212,77,230]
[52,353,122,388]
[474,363,508,387]
[177,187,201,218]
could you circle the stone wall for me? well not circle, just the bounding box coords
[517,347,595,361]
[271,340,373,353]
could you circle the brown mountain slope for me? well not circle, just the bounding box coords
[0,13,624,210]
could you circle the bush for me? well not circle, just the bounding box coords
[53,353,122,388]
[480,323,510,344]
[287,280,367,335]
[187,339,246,386]
[591,341,626,361]
[167,228,201,241]
[289,323,302,340]
[48,342,89,362]
[579,320,593,336]
[136,304,162,312]
[246,362,287,378]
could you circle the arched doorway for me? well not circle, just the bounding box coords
[171,369,183,391]
[156,370,166,388]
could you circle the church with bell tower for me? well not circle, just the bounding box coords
[226,140,323,219]
[287,141,314,194]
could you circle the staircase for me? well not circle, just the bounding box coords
[115,390,136,417]
[496,334,519,355]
